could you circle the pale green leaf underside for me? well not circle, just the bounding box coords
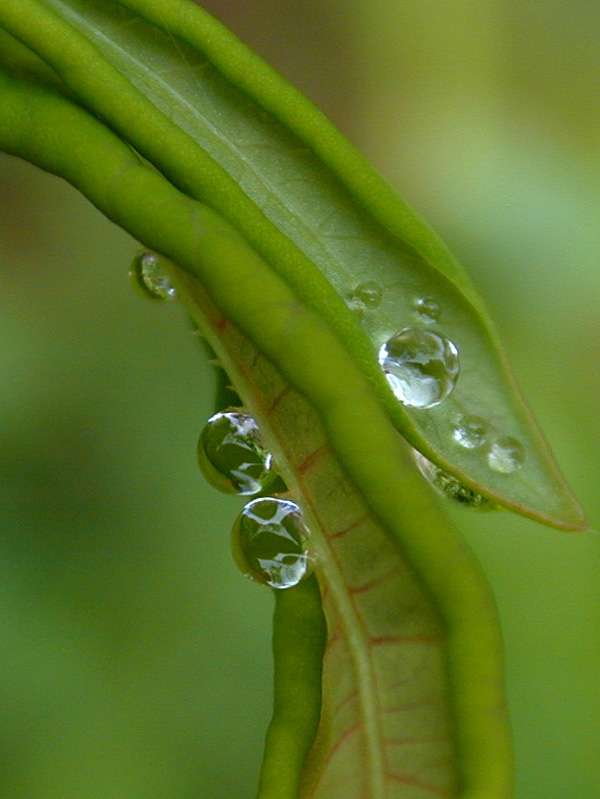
[168,264,493,799]
[0,0,585,529]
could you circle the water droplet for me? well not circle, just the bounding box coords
[130,251,177,300]
[198,411,275,495]
[378,327,460,409]
[349,281,383,311]
[413,296,441,322]
[487,437,525,474]
[232,497,313,589]
[413,450,495,510]
[453,415,488,449]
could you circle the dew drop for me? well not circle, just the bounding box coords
[232,497,313,589]
[413,296,441,322]
[198,411,276,495]
[487,437,526,474]
[378,327,460,409]
[453,415,488,449]
[349,281,383,311]
[130,251,177,300]
[413,450,495,510]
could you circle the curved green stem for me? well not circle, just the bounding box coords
[258,577,327,799]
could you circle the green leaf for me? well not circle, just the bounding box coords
[0,69,512,796]
[0,0,585,529]
[166,260,511,799]
[0,3,587,796]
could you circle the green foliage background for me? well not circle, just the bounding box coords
[0,1,598,797]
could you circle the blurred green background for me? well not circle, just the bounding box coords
[0,1,599,797]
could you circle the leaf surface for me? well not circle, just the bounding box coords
[1,0,589,794]
[0,68,513,797]
[0,0,585,528]
[169,264,460,799]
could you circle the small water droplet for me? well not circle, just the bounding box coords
[413,450,495,510]
[453,415,488,449]
[232,497,313,588]
[198,411,275,495]
[487,437,525,474]
[130,251,177,300]
[413,296,441,322]
[378,327,460,409]
[349,281,383,311]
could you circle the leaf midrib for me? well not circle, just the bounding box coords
[292,485,386,799]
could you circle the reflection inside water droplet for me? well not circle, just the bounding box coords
[413,450,495,510]
[487,437,525,473]
[378,327,460,409]
[232,497,313,589]
[198,411,275,495]
[130,251,177,300]
[413,296,441,322]
[349,281,383,311]
[453,415,488,449]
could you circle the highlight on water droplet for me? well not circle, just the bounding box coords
[232,497,313,589]
[487,436,526,474]
[453,415,488,449]
[413,296,441,322]
[198,411,276,495]
[378,327,460,409]
[349,281,383,311]
[130,251,177,300]
[413,450,496,510]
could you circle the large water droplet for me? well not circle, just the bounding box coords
[413,450,495,510]
[378,327,460,409]
[349,281,383,311]
[487,437,525,473]
[232,497,313,589]
[453,415,488,449]
[413,296,441,322]
[198,411,275,495]
[130,251,177,300]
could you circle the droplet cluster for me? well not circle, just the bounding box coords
[377,298,526,478]
[198,409,313,590]
[189,287,530,585]
[452,414,525,474]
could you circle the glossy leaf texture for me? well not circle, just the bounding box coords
[0,0,585,529]
[0,65,512,798]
